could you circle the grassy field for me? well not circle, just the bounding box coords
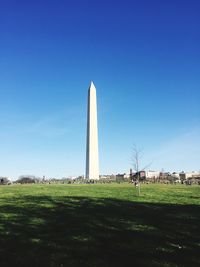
[0,183,199,267]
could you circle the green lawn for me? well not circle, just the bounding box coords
[0,183,199,267]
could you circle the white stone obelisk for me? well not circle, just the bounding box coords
[85,81,99,180]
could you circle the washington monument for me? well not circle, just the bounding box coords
[85,81,99,180]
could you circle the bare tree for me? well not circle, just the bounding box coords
[131,144,152,196]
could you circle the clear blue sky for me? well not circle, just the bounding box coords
[0,0,200,179]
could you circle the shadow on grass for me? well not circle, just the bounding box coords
[0,196,199,267]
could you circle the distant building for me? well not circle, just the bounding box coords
[131,171,146,180]
[146,171,160,179]
[171,172,180,179]
[179,172,200,180]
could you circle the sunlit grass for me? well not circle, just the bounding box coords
[0,183,199,204]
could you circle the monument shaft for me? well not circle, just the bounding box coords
[86,82,99,180]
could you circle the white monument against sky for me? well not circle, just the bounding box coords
[85,82,99,180]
